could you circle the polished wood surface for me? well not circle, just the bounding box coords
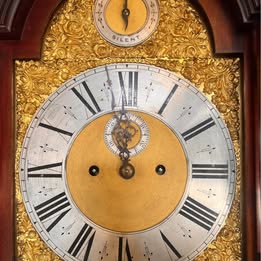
[241,23,260,261]
[0,0,259,260]
[0,1,65,260]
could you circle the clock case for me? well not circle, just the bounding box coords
[0,0,259,260]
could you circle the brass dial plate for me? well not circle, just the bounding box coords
[18,62,238,261]
[66,111,188,232]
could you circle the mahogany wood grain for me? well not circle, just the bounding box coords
[241,27,259,261]
[190,0,244,54]
[0,0,35,40]
[0,1,64,260]
[194,1,260,260]
[0,45,15,261]
[0,0,21,33]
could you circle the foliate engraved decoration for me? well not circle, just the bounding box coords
[15,0,241,260]
[42,0,211,60]
[181,58,241,142]
[16,200,61,261]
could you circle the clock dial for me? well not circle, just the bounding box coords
[104,112,150,157]
[93,0,160,47]
[20,63,236,260]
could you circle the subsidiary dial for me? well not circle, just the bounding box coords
[104,111,150,157]
[93,0,160,47]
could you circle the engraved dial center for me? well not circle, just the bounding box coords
[66,111,188,232]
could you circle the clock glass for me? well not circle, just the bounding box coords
[20,63,236,261]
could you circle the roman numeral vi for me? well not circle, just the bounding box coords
[118,237,132,261]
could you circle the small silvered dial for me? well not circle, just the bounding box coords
[93,0,160,47]
[104,111,150,157]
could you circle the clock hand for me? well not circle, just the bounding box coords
[105,65,116,110]
[112,107,136,179]
[122,0,130,31]
[105,65,133,150]
[119,157,135,179]
[117,131,135,180]
[105,66,136,179]
[112,91,136,179]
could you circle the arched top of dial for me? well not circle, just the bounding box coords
[93,0,160,47]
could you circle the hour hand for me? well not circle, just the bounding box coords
[122,0,130,30]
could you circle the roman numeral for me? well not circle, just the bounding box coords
[179,196,218,231]
[181,117,215,141]
[192,163,228,179]
[118,71,139,107]
[39,123,73,136]
[72,81,101,115]
[68,223,95,259]
[118,237,132,261]
[27,162,62,178]
[158,84,178,115]
[160,231,182,258]
[34,192,71,232]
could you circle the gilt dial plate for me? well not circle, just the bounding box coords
[93,0,160,47]
[20,63,236,260]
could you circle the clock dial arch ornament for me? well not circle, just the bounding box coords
[20,63,236,260]
[93,0,160,47]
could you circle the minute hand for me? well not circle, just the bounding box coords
[105,65,116,110]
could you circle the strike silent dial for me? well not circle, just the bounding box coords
[93,0,160,47]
